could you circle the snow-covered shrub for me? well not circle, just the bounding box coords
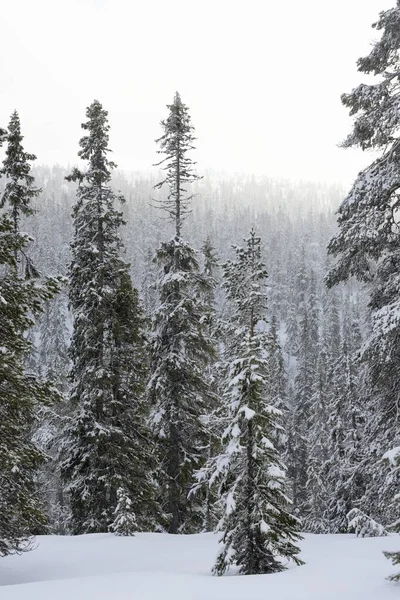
[109,488,137,536]
[347,508,388,538]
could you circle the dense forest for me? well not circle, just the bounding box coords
[2,0,400,585]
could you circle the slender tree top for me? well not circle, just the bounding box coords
[223,228,268,327]
[154,92,201,236]
[201,237,219,278]
[66,100,117,186]
[0,110,41,219]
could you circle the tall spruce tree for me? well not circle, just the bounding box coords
[303,342,330,533]
[0,112,41,275]
[61,100,158,534]
[287,274,319,516]
[326,1,400,531]
[0,216,61,555]
[199,237,221,532]
[148,92,215,533]
[34,292,71,533]
[197,229,303,576]
[0,116,62,553]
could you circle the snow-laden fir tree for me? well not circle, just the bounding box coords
[266,316,289,462]
[287,274,319,516]
[61,100,158,534]
[347,508,388,538]
[383,446,400,580]
[148,92,216,533]
[326,1,400,527]
[0,213,61,555]
[141,246,158,315]
[267,317,289,416]
[0,111,41,275]
[323,342,359,532]
[303,343,330,533]
[196,229,303,576]
[34,292,71,533]
[199,237,222,532]
[38,292,70,393]
[109,487,137,536]
[0,117,62,553]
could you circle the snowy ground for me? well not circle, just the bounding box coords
[0,532,399,599]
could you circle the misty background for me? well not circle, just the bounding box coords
[0,0,394,183]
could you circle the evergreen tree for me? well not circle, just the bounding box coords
[153,92,200,235]
[38,293,70,392]
[199,237,221,532]
[285,278,300,357]
[61,100,157,534]
[148,92,215,533]
[141,246,158,315]
[347,508,388,538]
[201,237,219,298]
[199,229,303,576]
[327,1,400,527]
[303,343,330,533]
[34,292,71,532]
[383,446,400,580]
[0,214,60,555]
[287,274,319,515]
[0,111,41,274]
[267,316,289,448]
[110,487,138,536]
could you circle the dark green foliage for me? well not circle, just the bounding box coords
[149,93,215,533]
[0,215,60,555]
[62,100,158,534]
[0,112,41,265]
[149,239,215,532]
[327,1,400,530]
[383,446,400,580]
[287,276,319,515]
[110,487,138,536]
[199,230,303,575]
[154,92,201,236]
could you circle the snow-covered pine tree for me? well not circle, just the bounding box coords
[326,2,400,527]
[148,92,216,533]
[287,273,319,516]
[61,100,158,534]
[383,446,400,580]
[109,487,137,536]
[199,229,303,576]
[0,213,60,555]
[201,237,219,301]
[267,317,288,417]
[34,291,71,533]
[347,508,388,538]
[0,117,63,552]
[323,342,357,532]
[199,237,221,532]
[0,111,41,275]
[38,292,70,393]
[141,246,158,315]
[302,342,330,533]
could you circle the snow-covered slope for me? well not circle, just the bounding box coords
[0,532,399,599]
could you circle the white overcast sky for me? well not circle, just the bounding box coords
[0,0,395,183]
